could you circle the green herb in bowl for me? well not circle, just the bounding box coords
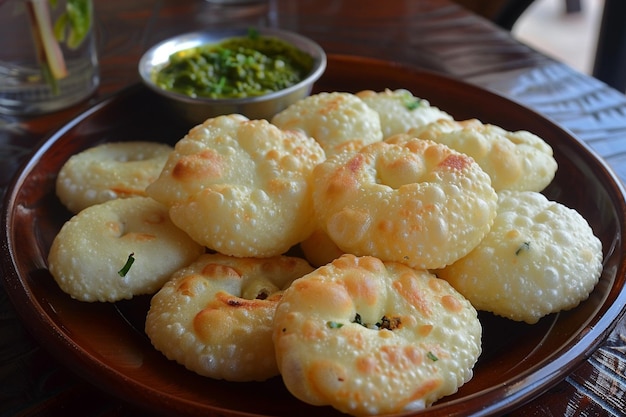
[153,30,314,99]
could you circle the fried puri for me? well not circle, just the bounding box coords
[437,190,603,324]
[146,114,325,257]
[273,254,482,416]
[271,91,383,156]
[407,118,558,192]
[146,253,314,381]
[47,196,204,302]
[312,138,498,269]
[356,89,453,138]
[56,141,173,213]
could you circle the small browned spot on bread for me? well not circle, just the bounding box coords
[319,95,344,115]
[121,232,156,242]
[393,272,433,317]
[265,149,280,162]
[342,269,380,306]
[403,379,443,409]
[193,307,231,344]
[356,356,378,374]
[301,318,327,341]
[172,149,224,181]
[377,218,396,234]
[215,292,269,309]
[404,345,424,366]
[441,294,463,313]
[418,324,434,337]
[200,263,241,280]
[324,172,356,199]
[109,186,147,196]
[176,275,202,297]
[438,153,472,171]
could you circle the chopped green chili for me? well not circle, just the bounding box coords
[515,241,531,256]
[118,253,135,277]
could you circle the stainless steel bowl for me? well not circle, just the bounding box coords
[138,28,326,125]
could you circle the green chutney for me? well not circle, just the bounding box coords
[154,32,315,99]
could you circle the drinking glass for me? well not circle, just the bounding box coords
[0,0,99,115]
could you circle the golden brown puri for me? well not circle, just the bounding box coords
[312,138,498,269]
[47,196,204,302]
[273,254,481,416]
[357,89,453,139]
[437,190,603,324]
[406,118,558,192]
[145,253,314,382]
[56,141,173,213]
[271,91,383,156]
[147,114,325,257]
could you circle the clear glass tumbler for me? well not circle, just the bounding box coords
[0,0,99,115]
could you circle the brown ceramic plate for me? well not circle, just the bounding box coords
[2,55,626,417]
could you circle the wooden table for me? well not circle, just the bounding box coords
[1,1,625,416]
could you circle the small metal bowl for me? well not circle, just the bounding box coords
[138,28,326,125]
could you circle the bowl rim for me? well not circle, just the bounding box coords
[137,27,327,105]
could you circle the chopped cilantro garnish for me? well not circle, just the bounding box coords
[427,351,439,361]
[327,321,344,329]
[118,253,135,277]
[247,27,260,39]
[405,99,421,110]
[400,91,422,110]
[515,241,531,256]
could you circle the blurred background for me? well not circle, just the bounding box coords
[513,0,604,74]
